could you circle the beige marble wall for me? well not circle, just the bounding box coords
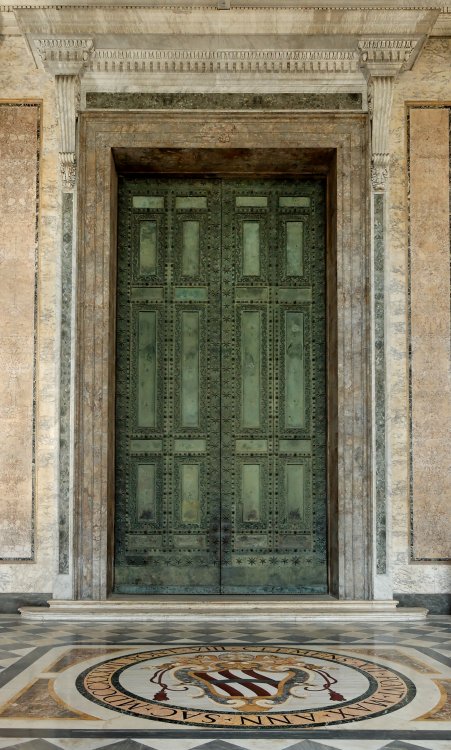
[0,103,38,560]
[0,29,450,598]
[0,36,61,591]
[388,38,451,594]
[410,107,451,562]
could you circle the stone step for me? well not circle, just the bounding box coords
[19,598,429,621]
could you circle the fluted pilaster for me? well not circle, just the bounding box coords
[55,75,78,190]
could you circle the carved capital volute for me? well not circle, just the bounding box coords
[358,38,421,193]
[34,37,94,191]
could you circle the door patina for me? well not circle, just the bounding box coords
[114,177,327,594]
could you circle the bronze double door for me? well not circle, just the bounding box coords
[114,177,327,594]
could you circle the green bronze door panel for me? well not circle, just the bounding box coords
[114,179,222,594]
[220,180,327,594]
[114,177,327,595]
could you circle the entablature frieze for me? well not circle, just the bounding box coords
[13,3,441,193]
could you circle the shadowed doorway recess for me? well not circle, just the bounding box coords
[114,176,327,595]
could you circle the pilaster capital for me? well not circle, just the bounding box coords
[357,37,421,79]
[34,36,94,76]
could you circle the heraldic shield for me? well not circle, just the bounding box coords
[149,651,344,712]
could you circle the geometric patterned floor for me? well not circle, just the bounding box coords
[0,615,449,750]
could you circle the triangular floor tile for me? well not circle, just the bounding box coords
[0,742,60,750]
[138,742,237,750]
[284,741,355,750]
[382,743,432,750]
[245,744,301,750]
[49,740,121,750]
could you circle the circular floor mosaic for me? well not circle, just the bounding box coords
[77,645,416,728]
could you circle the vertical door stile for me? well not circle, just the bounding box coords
[165,188,174,554]
[219,181,224,592]
[270,191,277,561]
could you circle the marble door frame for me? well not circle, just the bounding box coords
[74,110,371,601]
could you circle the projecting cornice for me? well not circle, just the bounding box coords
[14,5,441,37]
[3,1,449,8]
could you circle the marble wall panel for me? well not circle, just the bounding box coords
[0,36,60,592]
[388,38,451,594]
[409,107,451,562]
[0,103,39,560]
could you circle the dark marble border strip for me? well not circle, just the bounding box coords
[0,102,40,563]
[58,192,74,574]
[411,645,451,669]
[86,92,362,111]
[407,104,451,563]
[0,729,448,739]
[0,645,51,689]
[0,593,51,615]
[395,592,451,615]
[374,192,386,575]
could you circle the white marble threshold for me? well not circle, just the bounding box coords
[19,597,428,621]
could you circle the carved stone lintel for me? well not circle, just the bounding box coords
[60,152,76,192]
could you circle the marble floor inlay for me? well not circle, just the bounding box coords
[0,615,449,749]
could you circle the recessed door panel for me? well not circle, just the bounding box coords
[114,177,327,594]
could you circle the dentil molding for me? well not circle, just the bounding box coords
[88,48,360,75]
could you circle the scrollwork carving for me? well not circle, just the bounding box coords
[371,153,389,193]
